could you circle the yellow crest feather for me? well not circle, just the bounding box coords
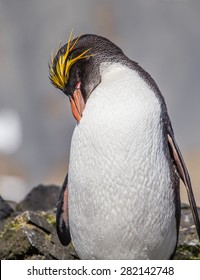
[49,32,93,91]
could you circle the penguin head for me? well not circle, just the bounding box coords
[49,33,124,121]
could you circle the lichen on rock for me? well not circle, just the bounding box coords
[0,210,76,260]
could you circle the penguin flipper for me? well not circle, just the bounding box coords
[167,132,200,241]
[56,174,71,246]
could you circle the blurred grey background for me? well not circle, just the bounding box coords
[0,0,199,205]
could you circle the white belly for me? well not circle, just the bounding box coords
[68,64,177,259]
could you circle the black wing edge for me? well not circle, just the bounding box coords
[167,130,200,241]
[56,174,71,246]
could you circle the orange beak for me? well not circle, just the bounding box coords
[69,83,85,122]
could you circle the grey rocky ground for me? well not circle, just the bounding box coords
[0,185,199,260]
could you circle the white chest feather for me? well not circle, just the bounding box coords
[68,64,177,259]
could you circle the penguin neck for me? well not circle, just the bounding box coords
[80,62,161,134]
[99,61,127,78]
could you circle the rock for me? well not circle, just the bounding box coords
[16,185,60,211]
[174,204,200,259]
[0,196,13,220]
[5,200,18,211]
[0,211,76,260]
[174,244,200,260]
[0,196,14,230]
